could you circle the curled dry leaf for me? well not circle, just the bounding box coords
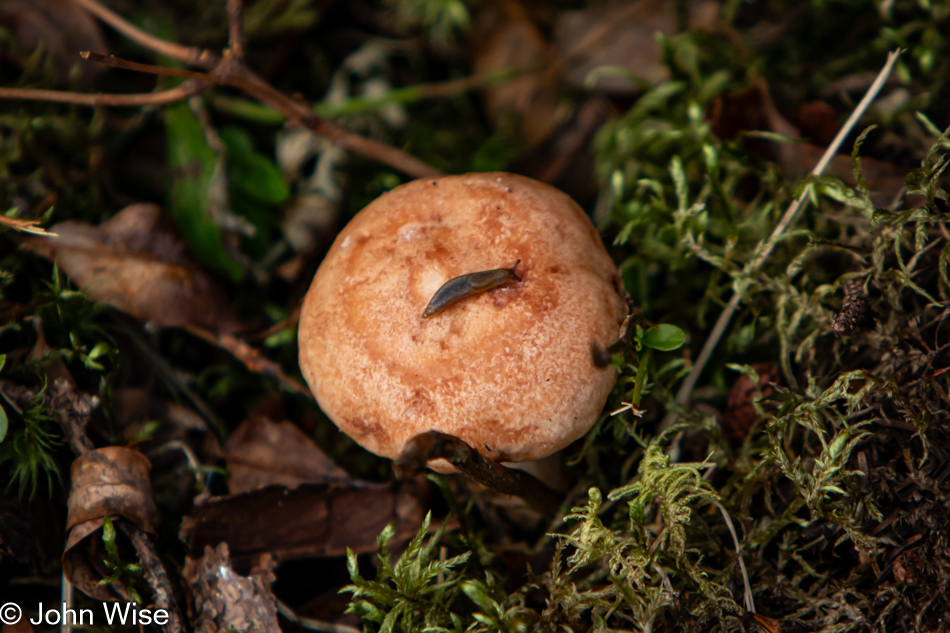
[183,543,280,633]
[181,482,424,570]
[63,446,160,600]
[224,415,349,495]
[23,204,242,334]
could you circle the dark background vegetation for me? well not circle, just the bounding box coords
[1,0,949,631]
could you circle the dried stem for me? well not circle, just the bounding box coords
[72,0,207,66]
[396,431,563,516]
[65,0,442,178]
[0,82,205,107]
[81,51,210,80]
[185,325,313,398]
[119,523,185,633]
[227,0,245,59]
[665,49,902,428]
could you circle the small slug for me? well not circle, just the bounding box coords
[422,260,522,318]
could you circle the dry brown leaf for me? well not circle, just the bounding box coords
[181,482,424,569]
[224,416,349,494]
[63,446,160,600]
[555,0,682,93]
[183,543,280,633]
[710,79,909,207]
[722,363,778,444]
[0,0,106,90]
[472,3,559,149]
[23,204,242,333]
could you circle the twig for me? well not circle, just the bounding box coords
[185,325,313,398]
[118,523,185,633]
[81,51,210,80]
[67,0,442,178]
[72,0,206,66]
[0,82,205,107]
[395,430,563,516]
[665,50,902,426]
[227,0,245,59]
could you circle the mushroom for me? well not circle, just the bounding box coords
[298,172,627,507]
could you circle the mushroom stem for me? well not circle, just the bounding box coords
[395,431,563,516]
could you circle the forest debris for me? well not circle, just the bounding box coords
[184,326,310,397]
[0,214,54,236]
[832,279,870,336]
[62,446,159,600]
[182,543,280,633]
[181,482,424,569]
[892,549,919,586]
[22,203,243,334]
[223,415,349,494]
[472,3,558,149]
[555,0,718,94]
[112,387,208,439]
[709,78,909,207]
[722,364,778,444]
[0,0,106,89]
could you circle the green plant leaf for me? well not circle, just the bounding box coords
[219,127,289,205]
[640,324,686,351]
[165,102,245,281]
[0,403,7,444]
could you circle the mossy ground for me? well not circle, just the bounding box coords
[1,1,949,631]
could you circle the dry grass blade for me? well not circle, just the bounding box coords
[0,214,56,236]
[667,49,903,426]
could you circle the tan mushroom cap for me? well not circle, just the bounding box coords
[299,172,626,467]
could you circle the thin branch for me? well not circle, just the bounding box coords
[81,51,210,80]
[72,0,211,66]
[0,82,205,107]
[227,0,245,59]
[69,0,442,178]
[185,325,313,398]
[666,50,902,424]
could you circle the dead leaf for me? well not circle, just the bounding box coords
[555,0,687,94]
[710,79,909,207]
[181,482,424,570]
[23,203,243,334]
[472,2,560,149]
[112,387,208,441]
[722,364,778,444]
[63,446,160,600]
[183,543,280,633]
[0,0,106,90]
[224,416,348,494]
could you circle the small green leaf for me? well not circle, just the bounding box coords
[165,102,245,281]
[640,324,686,351]
[0,403,7,443]
[219,127,290,205]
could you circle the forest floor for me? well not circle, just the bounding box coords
[1,0,949,632]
